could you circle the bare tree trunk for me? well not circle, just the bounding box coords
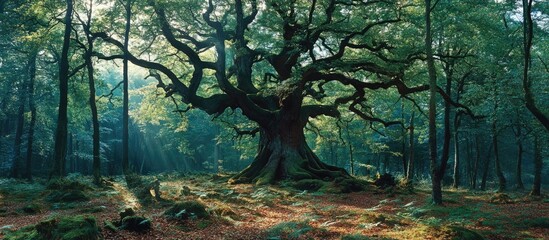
[25,53,37,181]
[10,78,26,179]
[493,122,506,192]
[452,130,460,188]
[515,124,524,190]
[522,0,549,131]
[407,112,415,182]
[425,0,442,205]
[122,0,132,176]
[530,134,542,196]
[51,0,73,179]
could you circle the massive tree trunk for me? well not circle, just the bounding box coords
[25,52,37,181]
[230,113,349,185]
[51,0,73,178]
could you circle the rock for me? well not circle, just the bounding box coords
[374,173,396,189]
[119,207,136,220]
[292,179,325,192]
[119,216,151,232]
[164,201,209,220]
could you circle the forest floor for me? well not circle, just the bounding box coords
[0,173,548,240]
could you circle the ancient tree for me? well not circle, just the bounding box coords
[94,0,447,184]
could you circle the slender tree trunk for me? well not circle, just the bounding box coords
[452,130,460,188]
[492,123,506,192]
[81,1,101,184]
[87,44,101,184]
[25,53,37,181]
[472,134,481,189]
[425,0,442,205]
[530,134,542,196]
[515,124,524,190]
[401,101,407,175]
[51,0,73,179]
[407,112,415,182]
[440,64,452,185]
[10,79,26,179]
[522,0,549,131]
[122,0,132,176]
[480,140,493,191]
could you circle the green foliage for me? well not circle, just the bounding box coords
[265,221,312,240]
[164,201,209,220]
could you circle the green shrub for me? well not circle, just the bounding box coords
[3,225,39,240]
[164,201,209,220]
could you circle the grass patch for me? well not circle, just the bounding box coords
[523,217,549,228]
[4,215,100,240]
[265,221,312,239]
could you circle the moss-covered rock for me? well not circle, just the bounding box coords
[292,179,326,192]
[164,201,209,220]
[46,178,93,191]
[374,173,396,189]
[447,226,485,240]
[489,193,513,204]
[20,203,42,214]
[56,215,100,240]
[46,190,89,202]
[4,215,99,240]
[119,216,151,232]
[119,207,136,220]
[325,178,368,193]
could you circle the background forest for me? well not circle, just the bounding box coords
[0,0,548,239]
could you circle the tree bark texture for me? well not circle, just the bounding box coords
[51,0,73,178]
[122,0,131,176]
[425,0,442,205]
[25,53,37,181]
[530,135,542,196]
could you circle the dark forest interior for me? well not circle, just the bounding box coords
[0,0,548,239]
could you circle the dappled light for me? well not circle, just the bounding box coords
[1,0,548,239]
